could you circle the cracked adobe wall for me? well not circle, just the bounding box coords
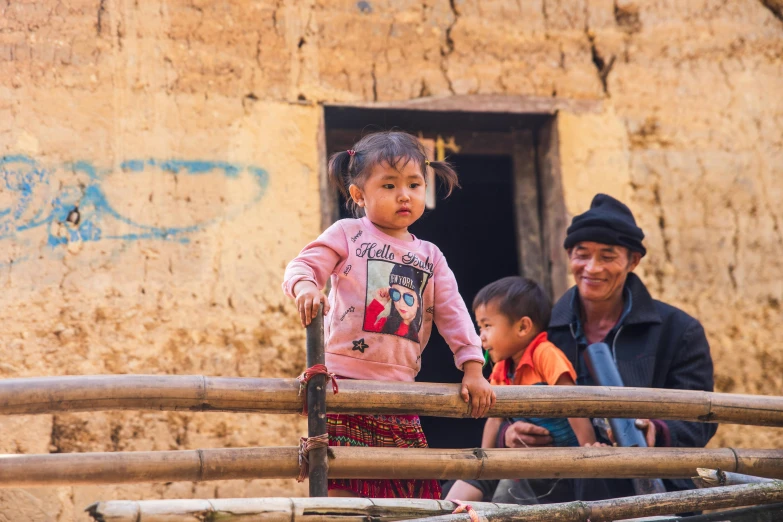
[1,0,782,520]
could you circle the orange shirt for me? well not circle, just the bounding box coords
[489,332,577,386]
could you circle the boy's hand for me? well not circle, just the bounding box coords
[293,281,330,327]
[460,361,496,418]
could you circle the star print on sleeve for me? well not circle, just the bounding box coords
[351,338,369,353]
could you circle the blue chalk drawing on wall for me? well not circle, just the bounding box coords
[0,155,269,253]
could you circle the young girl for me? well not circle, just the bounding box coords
[283,131,495,499]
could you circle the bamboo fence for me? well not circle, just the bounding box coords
[85,498,505,522]
[666,503,783,522]
[693,467,777,488]
[4,315,783,519]
[404,481,783,522]
[1,375,783,425]
[85,482,783,522]
[3,446,783,488]
[305,310,328,497]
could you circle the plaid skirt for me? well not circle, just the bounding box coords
[327,413,442,499]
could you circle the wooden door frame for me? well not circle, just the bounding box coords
[316,95,592,299]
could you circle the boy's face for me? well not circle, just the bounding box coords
[475,300,529,365]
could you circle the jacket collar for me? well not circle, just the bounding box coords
[550,272,661,328]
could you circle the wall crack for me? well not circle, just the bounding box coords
[652,182,673,265]
[759,0,783,23]
[586,30,615,96]
[96,0,107,36]
[439,0,459,94]
[726,201,740,291]
[371,62,378,101]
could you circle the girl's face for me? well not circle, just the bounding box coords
[390,283,420,325]
[349,159,426,240]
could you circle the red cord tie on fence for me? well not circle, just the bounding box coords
[297,364,338,416]
[297,433,329,482]
[452,500,480,522]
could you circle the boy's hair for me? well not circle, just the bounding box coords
[473,276,552,332]
[328,131,460,217]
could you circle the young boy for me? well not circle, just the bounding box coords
[474,276,595,448]
[443,276,595,503]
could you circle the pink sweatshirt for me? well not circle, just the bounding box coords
[283,217,483,382]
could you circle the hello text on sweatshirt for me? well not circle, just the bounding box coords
[283,217,484,382]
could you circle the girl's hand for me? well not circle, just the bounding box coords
[293,281,330,327]
[460,361,496,418]
[375,287,391,304]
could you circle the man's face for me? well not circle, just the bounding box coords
[568,242,639,303]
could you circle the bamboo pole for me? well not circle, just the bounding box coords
[404,481,783,522]
[85,485,783,522]
[305,309,328,497]
[693,467,777,488]
[85,498,505,522]
[660,503,783,521]
[3,447,783,487]
[85,501,783,522]
[1,376,782,426]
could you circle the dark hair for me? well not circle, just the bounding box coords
[472,276,552,332]
[328,131,460,217]
[382,264,424,342]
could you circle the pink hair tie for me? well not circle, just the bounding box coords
[347,149,356,156]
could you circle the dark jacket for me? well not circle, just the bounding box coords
[548,272,717,500]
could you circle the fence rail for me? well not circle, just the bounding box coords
[82,490,783,522]
[1,374,783,425]
[408,482,783,522]
[2,446,782,487]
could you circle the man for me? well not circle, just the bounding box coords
[447,193,716,503]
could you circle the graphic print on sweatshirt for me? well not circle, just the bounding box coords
[362,259,430,344]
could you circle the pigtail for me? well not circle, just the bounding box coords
[329,150,365,217]
[327,151,353,200]
[427,160,461,198]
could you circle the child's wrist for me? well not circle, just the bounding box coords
[462,360,482,376]
[293,280,317,296]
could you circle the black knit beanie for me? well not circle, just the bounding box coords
[563,194,646,257]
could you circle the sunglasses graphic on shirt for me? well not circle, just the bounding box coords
[389,288,416,307]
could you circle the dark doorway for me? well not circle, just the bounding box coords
[323,106,556,450]
[410,154,519,448]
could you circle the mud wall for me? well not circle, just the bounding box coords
[1,1,781,520]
